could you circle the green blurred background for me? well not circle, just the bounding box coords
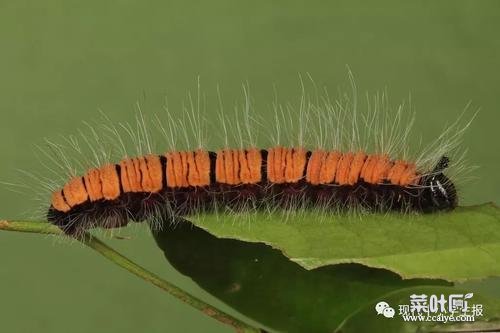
[1,1,499,332]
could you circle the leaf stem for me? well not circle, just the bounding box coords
[0,220,263,333]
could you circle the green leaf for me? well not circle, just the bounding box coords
[153,221,450,333]
[153,220,500,333]
[186,203,500,282]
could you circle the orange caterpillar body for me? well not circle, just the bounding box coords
[48,146,453,234]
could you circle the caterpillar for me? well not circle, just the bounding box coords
[35,78,473,235]
[48,147,456,234]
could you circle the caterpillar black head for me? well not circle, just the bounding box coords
[420,156,458,212]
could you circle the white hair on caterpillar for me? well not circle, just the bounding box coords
[1,73,477,237]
